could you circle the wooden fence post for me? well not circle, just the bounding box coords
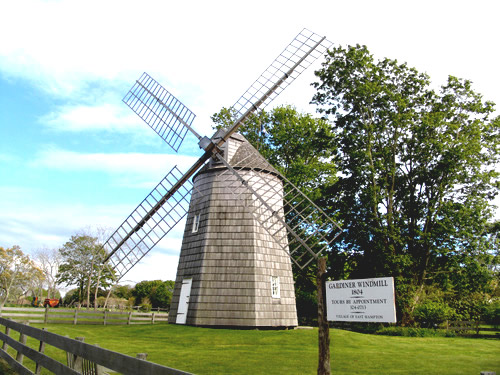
[2,326,10,351]
[152,312,155,325]
[16,330,27,364]
[73,310,78,325]
[94,344,105,375]
[68,337,85,372]
[35,328,46,375]
[128,311,132,325]
[136,353,148,361]
[44,307,49,324]
[103,310,107,326]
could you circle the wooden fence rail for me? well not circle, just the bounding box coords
[0,317,191,375]
[0,307,168,326]
[445,320,498,337]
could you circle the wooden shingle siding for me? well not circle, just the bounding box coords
[169,133,298,328]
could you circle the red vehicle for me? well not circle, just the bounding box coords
[43,298,60,308]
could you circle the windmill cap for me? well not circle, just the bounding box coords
[194,131,281,181]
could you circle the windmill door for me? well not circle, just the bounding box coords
[176,278,192,324]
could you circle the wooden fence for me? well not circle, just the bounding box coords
[446,320,499,337]
[0,307,168,326]
[0,317,191,375]
[446,320,482,335]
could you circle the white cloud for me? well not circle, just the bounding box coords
[31,147,198,178]
[0,1,132,95]
[0,1,315,125]
[3,0,497,128]
[116,237,185,283]
[40,103,144,133]
[38,100,214,149]
[0,199,120,250]
[0,154,16,162]
[0,187,188,283]
[1,1,499,104]
[124,251,181,283]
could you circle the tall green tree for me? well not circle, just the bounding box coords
[212,105,337,197]
[33,247,62,299]
[57,234,114,306]
[312,44,499,323]
[0,246,43,308]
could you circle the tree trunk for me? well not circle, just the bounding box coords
[103,285,114,309]
[0,295,8,310]
[0,269,19,309]
[94,267,103,311]
[86,259,95,310]
[317,256,331,375]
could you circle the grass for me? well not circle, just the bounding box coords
[0,359,16,375]
[3,323,499,374]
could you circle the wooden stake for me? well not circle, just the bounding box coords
[35,328,46,375]
[2,326,10,351]
[317,256,331,375]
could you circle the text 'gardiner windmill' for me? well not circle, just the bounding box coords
[102,29,341,328]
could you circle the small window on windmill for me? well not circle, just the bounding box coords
[271,276,280,298]
[192,214,201,233]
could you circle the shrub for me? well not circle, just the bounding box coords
[133,280,173,309]
[448,292,488,321]
[140,297,152,312]
[413,300,455,328]
[62,289,80,306]
[482,299,500,325]
[376,326,451,337]
[96,296,107,308]
[128,297,136,308]
[295,289,317,326]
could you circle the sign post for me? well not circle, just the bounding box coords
[326,277,396,323]
[317,257,330,375]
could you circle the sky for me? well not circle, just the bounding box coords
[1,0,499,287]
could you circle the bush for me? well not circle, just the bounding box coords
[133,280,173,309]
[96,296,107,308]
[333,322,384,334]
[140,297,152,312]
[376,326,453,337]
[128,297,136,308]
[413,300,455,328]
[295,289,317,326]
[482,299,500,325]
[101,297,129,310]
[62,288,80,306]
[448,292,487,321]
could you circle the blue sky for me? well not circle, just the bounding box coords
[1,0,499,284]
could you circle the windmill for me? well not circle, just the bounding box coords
[102,29,342,328]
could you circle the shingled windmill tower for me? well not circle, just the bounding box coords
[102,29,341,328]
[168,131,297,327]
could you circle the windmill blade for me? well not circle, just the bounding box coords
[220,28,332,142]
[123,72,200,152]
[215,140,341,269]
[105,29,332,280]
[103,166,196,281]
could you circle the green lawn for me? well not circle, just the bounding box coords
[5,324,500,374]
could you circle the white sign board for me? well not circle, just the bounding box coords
[326,277,396,323]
